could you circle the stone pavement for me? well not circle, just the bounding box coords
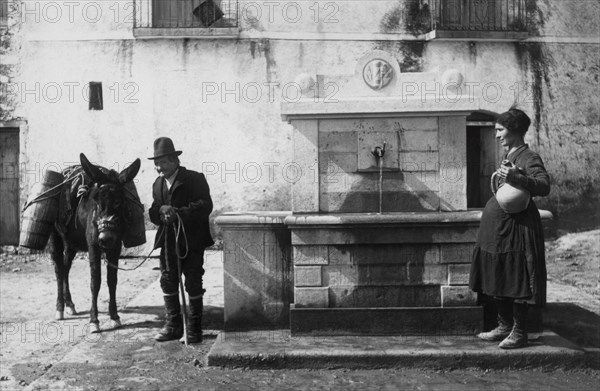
[14,250,599,391]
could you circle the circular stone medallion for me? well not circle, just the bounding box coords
[363,59,394,90]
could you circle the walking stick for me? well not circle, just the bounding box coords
[177,241,189,347]
[164,219,189,346]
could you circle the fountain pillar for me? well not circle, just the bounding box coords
[281,51,487,336]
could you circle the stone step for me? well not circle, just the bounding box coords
[290,306,483,336]
[207,329,586,370]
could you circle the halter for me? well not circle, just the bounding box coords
[97,217,119,233]
[95,182,123,233]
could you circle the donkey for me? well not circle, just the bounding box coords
[49,153,141,333]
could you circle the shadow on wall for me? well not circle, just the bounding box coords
[324,243,438,310]
[331,171,457,213]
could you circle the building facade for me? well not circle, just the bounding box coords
[1,0,598,244]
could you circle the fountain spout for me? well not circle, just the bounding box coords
[371,141,387,214]
[371,141,386,159]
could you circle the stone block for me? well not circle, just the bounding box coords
[441,285,477,307]
[319,152,357,174]
[293,245,328,265]
[329,285,440,308]
[220,221,292,328]
[400,129,439,151]
[323,263,447,286]
[295,266,322,287]
[320,191,439,213]
[393,116,438,133]
[290,307,483,336]
[401,171,441,192]
[291,225,479,246]
[323,265,359,286]
[399,151,439,172]
[319,171,439,194]
[413,264,448,285]
[295,287,329,308]
[291,120,319,213]
[328,245,351,265]
[318,131,358,153]
[441,243,476,264]
[328,244,440,266]
[318,118,360,133]
[448,264,471,285]
[357,130,399,171]
[319,118,411,134]
[438,116,467,211]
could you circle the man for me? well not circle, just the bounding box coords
[148,137,214,343]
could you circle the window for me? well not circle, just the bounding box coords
[0,0,9,28]
[427,0,530,40]
[135,0,238,29]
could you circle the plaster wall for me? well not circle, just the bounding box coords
[2,0,599,236]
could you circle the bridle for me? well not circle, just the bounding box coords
[94,183,123,234]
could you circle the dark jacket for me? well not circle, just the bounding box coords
[505,145,551,198]
[149,166,214,252]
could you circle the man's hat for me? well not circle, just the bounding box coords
[148,137,182,160]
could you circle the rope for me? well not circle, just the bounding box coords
[21,177,78,212]
[172,212,189,261]
[490,171,499,196]
[163,211,189,346]
[103,205,183,274]
[102,228,164,271]
[75,173,87,230]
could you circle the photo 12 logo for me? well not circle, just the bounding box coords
[1,81,139,104]
[15,1,135,24]
[240,1,340,24]
[201,80,339,103]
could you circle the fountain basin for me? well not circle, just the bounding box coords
[217,210,552,335]
[286,211,482,335]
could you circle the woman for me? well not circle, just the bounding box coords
[469,108,550,349]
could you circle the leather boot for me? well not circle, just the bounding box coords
[155,294,183,342]
[180,295,203,344]
[477,298,513,341]
[499,302,528,349]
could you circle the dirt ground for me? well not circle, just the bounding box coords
[0,230,599,390]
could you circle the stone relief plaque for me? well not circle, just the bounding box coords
[362,59,394,90]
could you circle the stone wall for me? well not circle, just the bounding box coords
[319,117,441,213]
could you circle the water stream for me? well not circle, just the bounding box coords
[378,156,383,214]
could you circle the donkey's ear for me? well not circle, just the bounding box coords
[80,153,107,184]
[119,158,141,183]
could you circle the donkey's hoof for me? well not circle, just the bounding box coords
[108,319,122,330]
[89,323,101,334]
[55,311,64,321]
[65,305,77,316]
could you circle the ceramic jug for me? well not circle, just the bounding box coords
[491,161,530,214]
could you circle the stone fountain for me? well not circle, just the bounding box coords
[216,50,547,336]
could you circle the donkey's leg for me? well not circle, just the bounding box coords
[63,247,78,316]
[106,250,121,329]
[49,231,66,320]
[88,246,102,333]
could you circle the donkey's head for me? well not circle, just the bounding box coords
[80,153,141,250]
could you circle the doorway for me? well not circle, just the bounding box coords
[0,126,19,245]
[466,113,501,208]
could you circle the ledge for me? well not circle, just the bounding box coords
[133,27,239,39]
[425,29,529,42]
[215,211,291,227]
[285,211,484,227]
[216,210,553,228]
[281,97,480,122]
